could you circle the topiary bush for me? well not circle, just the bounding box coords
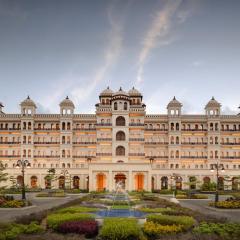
[57,220,98,238]
[147,214,195,230]
[47,213,94,230]
[98,218,142,240]
[143,221,183,238]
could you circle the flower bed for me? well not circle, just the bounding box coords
[147,214,195,231]
[176,194,208,199]
[0,222,44,240]
[209,200,240,209]
[0,199,29,208]
[98,218,142,240]
[143,221,183,238]
[193,222,240,240]
[57,220,98,238]
[139,207,173,213]
[47,213,94,230]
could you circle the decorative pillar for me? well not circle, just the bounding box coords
[108,170,113,192]
[129,170,133,191]
[147,172,152,191]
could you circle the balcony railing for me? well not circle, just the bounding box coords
[145,155,168,158]
[73,142,97,144]
[34,155,60,158]
[129,153,145,156]
[97,138,112,141]
[129,138,145,141]
[72,155,96,158]
[181,129,207,131]
[181,142,207,145]
[0,142,21,144]
[34,128,60,131]
[145,142,168,145]
[96,123,112,126]
[73,128,96,131]
[34,142,60,144]
[221,143,240,145]
[145,128,167,131]
[0,155,21,158]
[129,123,145,126]
[221,129,240,132]
[181,156,207,159]
[96,153,112,156]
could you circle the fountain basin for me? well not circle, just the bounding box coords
[97,209,146,218]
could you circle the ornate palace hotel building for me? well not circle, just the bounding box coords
[0,87,240,191]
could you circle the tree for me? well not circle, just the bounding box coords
[44,168,57,189]
[0,162,8,193]
[9,176,17,189]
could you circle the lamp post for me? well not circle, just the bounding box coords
[210,163,225,206]
[15,159,31,200]
[60,169,69,190]
[170,174,181,198]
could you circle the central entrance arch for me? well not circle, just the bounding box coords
[114,173,126,189]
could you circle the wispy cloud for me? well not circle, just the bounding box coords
[70,4,124,106]
[136,0,192,85]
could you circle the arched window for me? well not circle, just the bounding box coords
[176,123,179,131]
[176,136,179,144]
[67,122,71,130]
[62,122,65,130]
[116,131,125,141]
[116,116,125,126]
[114,102,118,110]
[124,102,127,110]
[116,146,125,156]
[171,123,174,130]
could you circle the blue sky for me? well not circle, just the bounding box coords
[0,0,239,114]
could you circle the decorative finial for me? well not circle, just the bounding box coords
[132,87,135,90]
[66,96,69,99]
[107,86,109,89]
[211,96,215,100]
[173,96,176,100]
[119,87,122,91]
[27,95,30,99]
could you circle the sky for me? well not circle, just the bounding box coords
[0,0,239,115]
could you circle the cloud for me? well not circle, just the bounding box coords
[136,0,195,85]
[70,3,124,106]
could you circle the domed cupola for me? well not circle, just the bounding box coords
[167,96,182,115]
[20,96,37,115]
[100,87,114,97]
[59,96,75,115]
[0,102,5,114]
[128,87,142,97]
[112,87,130,101]
[205,97,221,115]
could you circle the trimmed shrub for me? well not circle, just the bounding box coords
[98,218,142,240]
[139,207,173,213]
[57,220,98,238]
[193,222,240,240]
[57,206,99,214]
[47,213,94,230]
[147,214,195,230]
[0,222,44,240]
[209,200,240,209]
[0,200,26,208]
[143,221,183,238]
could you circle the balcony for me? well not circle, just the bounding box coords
[221,143,240,145]
[129,153,145,156]
[181,156,207,159]
[145,155,168,159]
[96,123,112,126]
[145,142,168,145]
[96,153,112,156]
[34,155,60,158]
[0,155,21,158]
[222,156,240,159]
[129,123,145,126]
[34,142,60,145]
[145,128,168,131]
[181,129,207,132]
[73,141,96,145]
[73,128,96,131]
[72,155,96,158]
[0,142,21,144]
[181,142,207,145]
[221,129,240,132]
[129,138,145,141]
[97,138,112,141]
[34,128,60,131]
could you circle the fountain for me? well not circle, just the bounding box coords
[97,181,145,218]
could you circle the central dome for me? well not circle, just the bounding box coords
[113,87,129,96]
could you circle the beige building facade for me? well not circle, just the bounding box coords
[0,87,240,191]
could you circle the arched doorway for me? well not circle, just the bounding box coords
[161,176,168,189]
[115,173,126,189]
[73,176,80,189]
[17,175,23,187]
[135,173,144,191]
[175,177,182,190]
[30,176,38,188]
[59,176,65,189]
[96,173,106,191]
[116,116,125,126]
[232,177,239,190]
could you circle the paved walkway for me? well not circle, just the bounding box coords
[0,193,87,223]
[158,194,240,222]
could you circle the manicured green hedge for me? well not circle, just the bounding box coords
[193,222,240,240]
[209,200,240,209]
[0,222,44,240]
[111,205,130,209]
[139,207,173,213]
[98,218,142,240]
[56,206,99,214]
[47,213,94,230]
[147,214,195,230]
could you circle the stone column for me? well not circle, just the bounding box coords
[147,171,152,191]
[88,171,93,191]
[108,170,113,192]
[128,170,133,191]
